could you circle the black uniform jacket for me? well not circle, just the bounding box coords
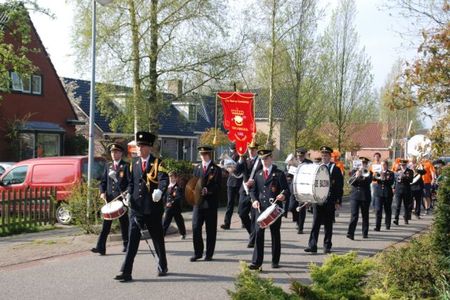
[128,155,169,215]
[100,160,130,202]
[164,183,183,209]
[373,170,395,198]
[326,163,344,205]
[193,162,222,209]
[235,155,262,195]
[249,164,290,211]
[394,168,414,194]
[349,169,373,202]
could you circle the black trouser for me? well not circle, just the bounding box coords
[395,191,412,221]
[163,206,186,236]
[289,199,306,231]
[238,193,256,245]
[374,195,393,229]
[223,186,240,226]
[252,209,282,266]
[411,190,422,216]
[192,206,218,258]
[347,200,370,237]
[96,212,129,252]
[121,210,167,275]
[308,203,335,250]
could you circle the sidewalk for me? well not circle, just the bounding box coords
[0,202,433,300]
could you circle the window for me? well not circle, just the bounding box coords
[11,72,23,91]
[32,75,42,95]
[37,133,60,157]
[188,104,197,122]
[9,72,42,95]
[2,166,28,185]
[22,76,31,93]
[20,133,35,160]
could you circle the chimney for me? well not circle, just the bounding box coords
[167,79,182,98]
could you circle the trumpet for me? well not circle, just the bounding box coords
[374,170,388,181]
[348,167,370,185]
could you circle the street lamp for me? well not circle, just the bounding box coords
[87,0,113,217]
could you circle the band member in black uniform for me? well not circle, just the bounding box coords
[346,157,373,240]
[190,146,222,262]
[91,143,130,255]
[221,143,243,230]
[305,146,343,254]
[236,141,261,248]
[393,159,414,225]
[162,171,186,239]
[288,147,312,234]
[248,149,290,270]
[372,160,394,231]
[409,156,426,219]
[114,132,169,282]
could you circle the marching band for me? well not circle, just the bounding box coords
[94,131,443,282]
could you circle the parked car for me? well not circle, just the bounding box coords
[0,162,15,177]
[0,156,106,224]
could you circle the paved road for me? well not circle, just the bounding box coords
[0,201,432,300]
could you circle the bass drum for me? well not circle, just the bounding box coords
[293,163,330,205]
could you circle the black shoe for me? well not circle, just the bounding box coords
[204,256,213,261]
[220,224,230,230]
[248,264,262,271]
[323,248,331,254]
[373,227,380,232]
[190,255,202,262]
[385,226,390,230]
[297,229,304,234]
[346,234,354,240]
[157,268,168,277]
[304,247,317,253]
[393,220,399,225]
[271,263,280,269]
[114,274,132,282]
[91,248,105,255]
[122,246,127,253]
[363,235,368,239]
[247,243,254,248]
[181,235,186,240]
[404,219,409,224]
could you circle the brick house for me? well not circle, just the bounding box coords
[0,7,78,161]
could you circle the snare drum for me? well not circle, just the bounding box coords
[256,203,285,229]
[293,163,330,205]
[101,200,127,220]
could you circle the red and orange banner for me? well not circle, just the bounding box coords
[218,92,255,155]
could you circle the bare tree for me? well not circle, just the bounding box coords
[320,0,376,151]
[70,0,245,134]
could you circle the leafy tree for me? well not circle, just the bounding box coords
[0,2,37,99]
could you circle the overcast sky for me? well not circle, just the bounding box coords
[23,0,431,128]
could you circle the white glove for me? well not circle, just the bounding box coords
[123,193,131,207]
[152,189,163,202]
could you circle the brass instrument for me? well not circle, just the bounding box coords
[348,160,370,185]
[410,163,424,185]
[219,152,243,178]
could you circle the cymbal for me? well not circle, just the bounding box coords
[185,176,202,206]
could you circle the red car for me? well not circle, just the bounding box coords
[0,156,105,224]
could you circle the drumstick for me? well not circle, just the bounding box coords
[296,202,308,212]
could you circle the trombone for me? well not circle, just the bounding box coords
[348,160,370,185]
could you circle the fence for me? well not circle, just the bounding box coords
[0,187,56,234]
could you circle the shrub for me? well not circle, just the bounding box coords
[306,251,373,300]
[228,262,300,300]
[431,166,450,260]
[64,182,103,233]
[367,233,448,299]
